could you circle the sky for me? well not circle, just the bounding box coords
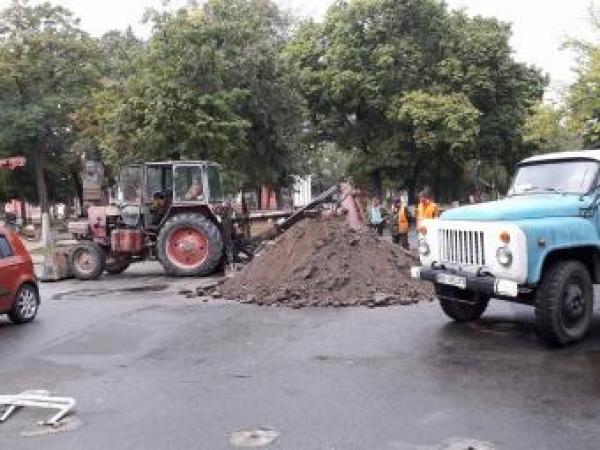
[1,0,597,99]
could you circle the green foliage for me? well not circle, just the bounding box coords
[0,0,100,211]
[561,4,600,149]
[86,0,308,191]
[523,103,581,153]
[390,91,480,154]
[567,47,600,148]
[91,6,250,166]
[441,11,547,170]
[286,0,546,199]
[0,0,588,209]
[309,143,352,193]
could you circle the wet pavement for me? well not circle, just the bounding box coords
[2,262,600,449]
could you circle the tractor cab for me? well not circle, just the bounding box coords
[115,161,224,227]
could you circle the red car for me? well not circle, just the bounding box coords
[0,227,39,323]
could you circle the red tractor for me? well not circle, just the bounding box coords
[67,161,228,280]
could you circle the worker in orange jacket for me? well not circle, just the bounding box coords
[390,198,411,249]
[416,187,439,227]
[398,200,411,249]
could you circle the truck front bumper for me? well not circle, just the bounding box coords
[410,266,520,298]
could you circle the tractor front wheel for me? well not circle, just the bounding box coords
[157,213,223,277]
[70,241,106,280]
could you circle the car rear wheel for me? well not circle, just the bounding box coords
[8,284,39,324]
[435,284,489,322]
[535,260,593,346]
[70,241,106,280]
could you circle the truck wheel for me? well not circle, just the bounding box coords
[69,241,106,280]
[435,284,489,322]
[535,260,593,346]
[105,257,131,275]
[157,213,223,277]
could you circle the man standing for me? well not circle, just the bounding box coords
[368,197,386,236]
[389,199,401,244]
[397,199,411,250]
[417,187,439,227]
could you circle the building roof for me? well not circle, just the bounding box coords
[520,150,600,165]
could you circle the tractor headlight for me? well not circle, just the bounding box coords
[496,246,513,267]
[418,238,430,256]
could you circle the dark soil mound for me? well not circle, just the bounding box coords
[217,217,433,308]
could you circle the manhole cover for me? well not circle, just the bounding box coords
[230,428,280,447]
[438,438,496,450]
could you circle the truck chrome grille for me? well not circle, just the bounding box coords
[439,229,486,266]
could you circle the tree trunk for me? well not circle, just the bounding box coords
[370,169,382,199]
[405,132,421,206]
[19,193,27,225]
[33,150,49,214]
[71,170,84,216]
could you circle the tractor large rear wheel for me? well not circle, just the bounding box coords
[157,213,223,277]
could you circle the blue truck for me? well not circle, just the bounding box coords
[411,150,600,346]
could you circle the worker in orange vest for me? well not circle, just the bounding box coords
[390,198,411,249]
[417,187,439,227]
[398,200,411,249]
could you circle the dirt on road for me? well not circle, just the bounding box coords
[216,217,433,308]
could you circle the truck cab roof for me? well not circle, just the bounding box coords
[520,150,600,165]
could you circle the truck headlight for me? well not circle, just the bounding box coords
[496,246,513,267]
[418,239,430,256]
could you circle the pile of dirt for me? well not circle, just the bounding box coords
[215,217,433,308]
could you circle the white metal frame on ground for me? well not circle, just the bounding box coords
[0,390,76,425]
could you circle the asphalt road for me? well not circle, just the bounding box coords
[2,263,600,449]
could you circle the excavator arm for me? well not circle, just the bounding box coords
[226,182,366,263]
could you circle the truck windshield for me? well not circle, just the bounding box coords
[509,160,599,196]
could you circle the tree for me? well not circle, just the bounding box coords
[563,3,600,148]
[98,27,144,82]
[201,0,309,190]
[90,8,250,167]
[0,1,100,213]
[523,103,581,154]
[309,142,352,194]
[440,11,547,176]
[386,91,480,199]
[87,0,308,195]
[286,0,546,198]
[567,48,600,148]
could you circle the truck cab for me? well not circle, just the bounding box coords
[411,150,600,346]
